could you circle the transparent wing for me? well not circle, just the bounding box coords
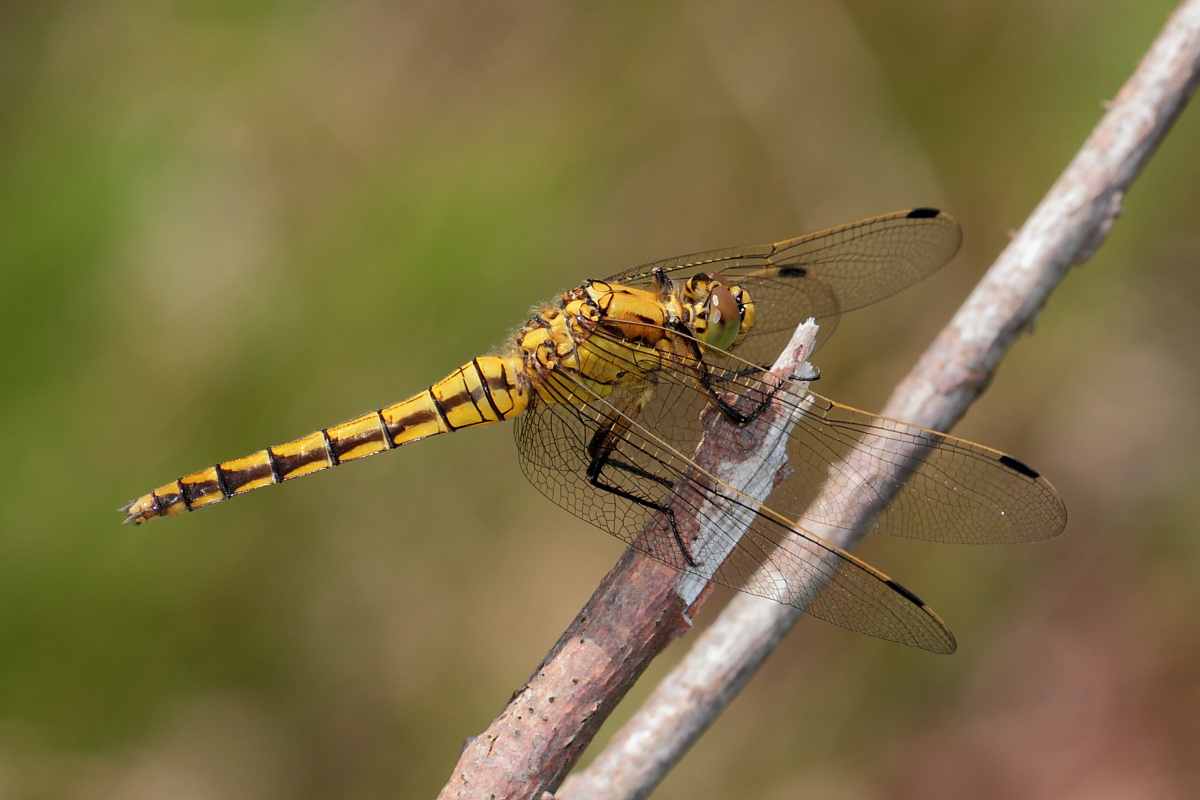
[512,323,1065,650]
[513,364,957,653]
[769,392,1067,544]
[558,323,1065,545]
[604,208,962,361]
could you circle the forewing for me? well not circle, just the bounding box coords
[778,394,1067,544]
[604,209,962,361]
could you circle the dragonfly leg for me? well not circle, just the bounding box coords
[723,361,816,382]
[669,321,796,427]
[585,419,699,568]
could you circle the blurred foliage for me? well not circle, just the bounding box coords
[1,1,1199,798]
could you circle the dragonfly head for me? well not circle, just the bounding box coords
[685,271,755,354]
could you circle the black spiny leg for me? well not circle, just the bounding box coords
[585,416,699,568]
[670,320,794,427]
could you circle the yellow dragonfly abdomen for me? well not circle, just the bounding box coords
[122,280,677,525]
[121,354,530,524]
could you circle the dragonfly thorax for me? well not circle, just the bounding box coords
[517,307,589,375]
[514,279,690,405]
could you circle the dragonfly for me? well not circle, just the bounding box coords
[122,208,1067,653]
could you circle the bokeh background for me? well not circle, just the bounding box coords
[2,1,1199,798]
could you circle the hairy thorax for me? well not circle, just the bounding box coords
[515,281,689,405]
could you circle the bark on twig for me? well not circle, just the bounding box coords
[557,3,1200,798]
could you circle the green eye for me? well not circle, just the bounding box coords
[704,283,740,352]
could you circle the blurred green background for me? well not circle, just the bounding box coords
[2,1,1199,798]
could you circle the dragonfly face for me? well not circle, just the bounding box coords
[122,208,1067,653]
[681,271,755,354]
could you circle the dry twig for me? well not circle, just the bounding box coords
[438,324,822,800]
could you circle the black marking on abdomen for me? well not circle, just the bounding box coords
[225,459,275,494]
[266,449,283,483]
[438,387,472,413]
[272,448,322,479]
[321,429,340,466]
[214,464,232,499]
[998,454,1040,479]
[179,479,209,509]
[487,363,516,397]
[429,388,455,431]
[472,359,504,419]
[385,408,438,442]
[376,410,395,449]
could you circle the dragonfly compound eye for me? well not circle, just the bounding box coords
[703,281,741,352]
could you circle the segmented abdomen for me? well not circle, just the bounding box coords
[122,355,529,524]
